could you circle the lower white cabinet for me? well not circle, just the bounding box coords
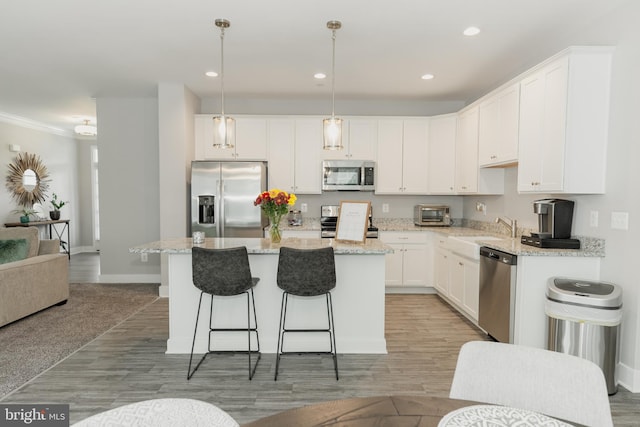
[433,236,480,322]
[380,232,432,288]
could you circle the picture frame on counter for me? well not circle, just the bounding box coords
[336,200,370,243]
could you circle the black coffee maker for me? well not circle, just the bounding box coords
[521,199,580,249]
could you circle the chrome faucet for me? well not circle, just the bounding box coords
[496,216,518,238]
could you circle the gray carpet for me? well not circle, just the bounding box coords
[0,283,159,397]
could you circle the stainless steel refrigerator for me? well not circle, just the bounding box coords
[190,161,268,238]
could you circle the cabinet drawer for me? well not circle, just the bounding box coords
[380,232,430,244]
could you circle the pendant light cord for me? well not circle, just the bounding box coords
[331,28,336,119]
[220,26,226,116]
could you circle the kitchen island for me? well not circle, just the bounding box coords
[130,237,393,354]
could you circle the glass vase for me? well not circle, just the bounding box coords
[269,215,282,243]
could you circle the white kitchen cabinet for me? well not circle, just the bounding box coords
[478,83,520,167]
[380,231,432,288]
[427,114,457,194]
[455,107,504,194]
[267,118,322,194]
[450,252,480,320]
[433,247,451,295]
[267,118,296,192]
[517,47,613,194]
[195,115,268,160]
[433,235,479,322]
[322,118,377,160]
[376,119,429,194]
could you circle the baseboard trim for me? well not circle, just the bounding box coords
[97,274,161,284]
[385,286,437,294]
[618,361,640,392]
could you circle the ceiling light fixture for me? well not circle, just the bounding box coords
[205,71,218,77]
[74,119,97,136]
[421,74,435,80]
[314,73,327,79]
[323,20,343,151]
[212,18,235,149]
[463,26,481,36]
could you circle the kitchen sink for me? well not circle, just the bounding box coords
[447,235,503,260]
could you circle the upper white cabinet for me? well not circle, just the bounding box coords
[517,47,613,194]
[376,119,429,194]
[322,118,377,160]
[455,107,504,195]
[195,115,268,160]
[427,114,457,194]
[478,83,520,167]
[267,118,322,194]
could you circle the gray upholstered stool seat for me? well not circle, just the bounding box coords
[275,246,338,380]
[188,246,260,380]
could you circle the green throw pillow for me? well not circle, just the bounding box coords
[0,239,30,265]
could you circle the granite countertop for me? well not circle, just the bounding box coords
[372,218,604,257]
[159,218,604,258]
[129,237,393,255]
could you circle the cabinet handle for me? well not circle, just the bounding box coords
[491,155,497,159]
[458,262,463,266]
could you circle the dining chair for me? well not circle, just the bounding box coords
[187,246,261,380]
[275,246,338,380]
[449,340,613,427]
[72,398,239,426]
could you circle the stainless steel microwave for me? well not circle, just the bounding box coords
[414,205,451,226]
[322,160,375,191]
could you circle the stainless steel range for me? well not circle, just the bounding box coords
[320,205,379,239]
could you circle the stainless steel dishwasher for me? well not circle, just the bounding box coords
[479,247,517,343]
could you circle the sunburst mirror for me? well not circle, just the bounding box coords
[5,152,50,207]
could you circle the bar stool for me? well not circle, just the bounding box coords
[275,246,338,381]
[188,246,261,380]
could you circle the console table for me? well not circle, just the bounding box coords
[4,219,71,259]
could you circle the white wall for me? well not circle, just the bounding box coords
[201,97,465,118]
[0,121,81,250]
[95,98,160,282]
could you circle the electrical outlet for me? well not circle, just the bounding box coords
[590,211,599,227]
[611,212,629,230]
[141,253,148,262]
[382,203,389,213]
[300,203,308,213]
[476,202,487,214]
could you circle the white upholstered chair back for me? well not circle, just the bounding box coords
[449,341,613,427]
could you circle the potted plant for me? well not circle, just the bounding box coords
[49,193,68,220]
[13,208,37,223]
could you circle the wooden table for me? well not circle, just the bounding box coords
[241,395,478,427]
[4,219,71,259]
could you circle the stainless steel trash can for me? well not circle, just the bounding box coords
[546,277,622,395]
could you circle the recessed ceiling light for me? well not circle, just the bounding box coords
[421,74,435,80]
[205,71,218,77]
[463,26,480,36]
[314,73,327,79]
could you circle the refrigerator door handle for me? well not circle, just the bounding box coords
[218,179,224,237]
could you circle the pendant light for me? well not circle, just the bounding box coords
[212,18,235,149]
[323,20,343,150]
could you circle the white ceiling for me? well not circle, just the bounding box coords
[0,0,630,135]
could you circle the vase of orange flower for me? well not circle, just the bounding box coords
[254,188,297,243]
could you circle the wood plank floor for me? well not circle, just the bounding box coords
[2,253,638,426]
